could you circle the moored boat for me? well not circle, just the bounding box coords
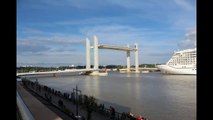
[157,48,196,75]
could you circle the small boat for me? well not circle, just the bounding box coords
[141,70,149,73]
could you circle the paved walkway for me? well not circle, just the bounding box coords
[23,81,111,120]
[17,83,63,120]
[20,79,146,120]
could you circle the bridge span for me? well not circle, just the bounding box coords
[98,45,137,51]
[17,69,99,76]
[18,35,140,76]
[86,36,139,74]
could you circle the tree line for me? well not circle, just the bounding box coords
[17,64,160,73]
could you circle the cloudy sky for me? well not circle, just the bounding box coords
[17,0,196,67]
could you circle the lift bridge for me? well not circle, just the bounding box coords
[17,36,139,76]
[86,36,139,75]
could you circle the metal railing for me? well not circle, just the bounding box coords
[17,92,35,120]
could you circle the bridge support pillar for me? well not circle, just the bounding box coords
[127,44,131,73]
[86,38,91,69]
[93,35,99,74]
[134,43,139,73]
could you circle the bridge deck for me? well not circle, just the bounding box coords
[17,69,99,76]
[98,45,136,51]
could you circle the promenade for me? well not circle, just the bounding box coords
[17,82,63,120]
[20,80,110,120]
[19,79,147,120]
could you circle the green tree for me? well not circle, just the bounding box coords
[85,96,97,120]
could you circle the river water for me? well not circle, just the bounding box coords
[27,72,196,120]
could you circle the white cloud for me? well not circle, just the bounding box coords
[80,24,163,45]
[178,29,196,49]
[17,35,85,56]
[80,24,179,49]
[106,0,166,10]
[17,24,179,65]
[18,35,84,45]
[17,52,86,66]
[36,0,107,9]
[18,27,44,35]
[79,24,180,64]
[54,17,117,26]
[174,0,194,11]
[17,0,196,66]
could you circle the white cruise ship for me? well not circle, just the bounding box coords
[157,48,196,75]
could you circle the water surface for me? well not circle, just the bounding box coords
[28,72,196,120]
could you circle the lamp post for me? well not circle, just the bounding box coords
[73,85,81,117]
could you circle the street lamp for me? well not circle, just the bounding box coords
[73,85,81,118]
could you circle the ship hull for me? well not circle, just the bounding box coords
[157,65,196,75]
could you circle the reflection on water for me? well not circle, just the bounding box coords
[28,72,196,120]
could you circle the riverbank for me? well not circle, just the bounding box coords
[17,82,63,120]
[21,78,148,120]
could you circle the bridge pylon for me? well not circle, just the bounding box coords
[85,35,140,75]
[86,38,91,70]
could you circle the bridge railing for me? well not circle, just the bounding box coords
[17,91,35,120]
[22,79,149,120]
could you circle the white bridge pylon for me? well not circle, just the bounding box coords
[86,35,139,73]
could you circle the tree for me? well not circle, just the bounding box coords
[85,96,97,120]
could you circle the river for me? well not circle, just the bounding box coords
[27,71,196,120]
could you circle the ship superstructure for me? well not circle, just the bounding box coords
[157,48,196,75]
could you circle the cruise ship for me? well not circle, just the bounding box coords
[157,48,196,75]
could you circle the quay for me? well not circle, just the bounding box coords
[17,79,148,120]
[17,82,63,120]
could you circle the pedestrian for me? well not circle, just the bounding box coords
[81,116,86,120]
[58,99,63,107]
[35,79,38,85]
[137,115,143,120]
[121,112,127,120]
[109,106,115,120]
[127,112,134,120]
